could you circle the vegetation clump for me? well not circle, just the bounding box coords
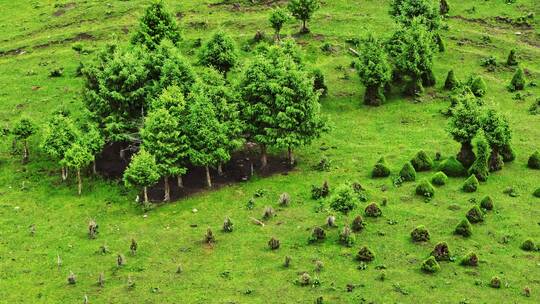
[490,277,502,289]
[356,246,375,262]
[431,242,451,261]
[444,70,459,90]
[467,75,487,97]
[534,188,540,198]
[460,252,479,267]
[462,175,479,193]
[372,157,391,178]
[338,225,356,247]
[480,196,494,211]
[411,150,433,172]
[262,206,275,220]
[430,171,448,186]
[421,256,440,273]
[454,218,473,237]
[468,133,491,182]
[88,220,99,239]
[411,225,430,242]
[287,0,320,33]
[466,206,485,223]
[520,239,536,251]
[223,217,234,233]
[508,67,526,92]
[356,35,392,106]
[329,184,358,214]
[416,179,435,198]
[438,156,467,177]
[507,49,518,66]
[326,215,336,228]
[528,151,540,169]
[198,31,239,75]
[268,237,280,250]
[311,181,330,199]
[204,228,215,244]
[351,215,365,232]
[447,98,482,168]
[308,226,327,243]
[364,203,382,217]
[399,162,417,182]
[278,193,291,207]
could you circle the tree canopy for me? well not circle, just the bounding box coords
[288,0,320,33]
[123,149,160,203]
[198,31,239,75]
[356,35,392,106]
[390,0,441,31]
[131,0,181,50]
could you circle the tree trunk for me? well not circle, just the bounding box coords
[457,141,476,168]
[205,166,212,188]
[22,140,29,164]
[217,163,224,176]
[405,76,424,97]
[489,148,504,172]
[143,186,148,203]
[276,31,281,42]
[61,167,68,181]
[364,85,384,106]
[250,160,254,176]
[287,147,295,167]
[77,169,82,196]
[177,175,183,188]
[260,145,268,169]
[92,161,97,175]
[301,20,308,33]
[164,176,170,202]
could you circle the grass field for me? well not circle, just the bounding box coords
[0,0,539,303]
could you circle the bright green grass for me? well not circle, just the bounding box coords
[0,0,539,303]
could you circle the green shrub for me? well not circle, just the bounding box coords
[312,68,328,96]
[507,49,518,66]
[534,188,540,198]
[480,196,494,211]
[444,70,458,90]
[462,175,479,193]
[372,157,391,178]
[520,239,536,251]
[529,98,540,115]
[431,242,451,261]
[490,276,502,289]
[411,150,433,171]
[431,171,448,186]
[416,179,435,198]
[466,206,485,223]
[329,184,357,214]
[468,133,490,182]
[468,75,487,97]
[356,246,375,262]
[308,227,326,243]
[364,203,382,217]
[399,162,417,182]
[508,67,526,92]
[438,156,467,177]
[351,215,365,232]
[454,218,473,237]
[460,252,479,267]
[268,237,280,250]
[501,144,516,162]
[528,151,540,169]
[311,181,330,199]
[411,225,430,242]
[338,225,355,247]
[421,256,440,273]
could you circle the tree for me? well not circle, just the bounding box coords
[124,149,160,204]
[41,114,79,180]
[482,109,512,172]
[508,66,526,92]
[141,108,187,201]
[198,31,239,76]
[184,94,229,188]
[439,0,450,16]
[390,0,441,31]
[12,118,36,163]
[131,0,181,50]
[447,97,482,168]
[356,35,392,106]
[269,8,290,41]
[287,0,320,33]
[79,122,105,174]
[468,132,490,182]
[61,144,94,195]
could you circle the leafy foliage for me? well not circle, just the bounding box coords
[430,171,448,186]
[508,67,526,92]
[468,132,491,181]
[437,156,467,177]
[399,161,417,181]
[269,8,290,39]
[390,0,441,31]
[131,0,181,50]
[528,151,540,169]
[466,206,485,223]
[123,149,160,193]
[329,183,357,214]
[415,179,435,198]
[356,35,392,105]
[421,256,440,273]
[199,31,239,75]
[287,0,320,33]
[372,157,391,178]
[41,114,79,161]
[462,175,479,192]
[411,150,433,171]
[411,225,430,242]
[454,218,473,237]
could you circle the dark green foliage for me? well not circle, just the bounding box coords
[364,203,382,217]
[467,75,487,97]
[411,150,433,171]
[421,256,440,273]
[416,179,435,198]
[444,69,458,90]
[356,246,375,262]
[482,109,513,172]
[338,225,356,247]
[390,0,441,31]
[411,225,430,242]
[399,161,417,181]
[500,144,516,162]
[431,242,450,261]
[462,175,479,193]
[534,188,540,198]
[12,118,36,162]
[430,171,448,186]
[529,98,540,115]
[356,35,392,106]
[435,32,445,52]
[199,31,239,75]
[223,217,234,233]
[468,133,490,182]
[438,156,467,177]
[268,237,280,250]
[490,277,501,289]
[528,151,540,169]
[466,206,484,223]
[131,0,181,50]
[439,0,450,16]
[460,252,479,267]
[351,215,365,232]
[508,67,526,92]
[49,67,64,77]
[312,68,328,96]
[372,157,391,178]
[287,0,320,33]
[41,114,79,165]
[308,226,326,243]
[480,196,494,211]
[311,181,330,199]
[329,184,357,214]
[520,239,536,251]
[454,218,473,237]
[507,49,518,66]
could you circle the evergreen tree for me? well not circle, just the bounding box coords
[269,8,290,41]
[131,0,181,50]
[41,114,80,180]
[12,118,36,163]
[447,97,482,168]
[508,66,526,92]
[390,0,441,31]
[482,109,512,172]
[356,35,392,106]
[444,69,458,90]
[61,143,94,195]
[124,149,160,204]
[506,49,518,66]
[287,0,320,33]
[199,31,239,76]
[468,132,490,181]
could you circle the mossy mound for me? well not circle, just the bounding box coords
[454,218,473,237]
[351,215,365,232]
[411,225,430,242]
[444,69,458,90]
[411,150,433,172]
[438,156,467,177]
[421,256,440,273]
[431,171,448,186]
[372,157,391,178]
[528,151,540,169]
[508,67,526,92]
[356,246,375,262]
[462,175,479,193]
[466,206,485,223]
[520,239,536,251]
[364,203,382,217]
[431,242,451,261]
[480,196,494,211]
[469,76,487,97]
[490,277,502,289]
[308,227,326,243]
[416,179,435,198]
[460,252,479,267]
[399,161,416,182]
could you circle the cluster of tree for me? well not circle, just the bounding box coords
[355,0,444,106]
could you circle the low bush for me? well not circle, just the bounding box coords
[411,225,430,242]
[508,67,526,92]
[351,215,365,232]
[507,49,518,66]
[356,246,375,262]
[326,215,336,227]
[454,218,473,237]
[520,239,536,251]
[204,228,215,244]
[421,256,440,273]
[438,156,467,177]
[329,184,358,214]
[364,203,382,217]
[490,276,502,289]
[431,171,448,186]
[49,67,64,77]
[372,157,391,178]
[416,179,435,198]
[308,227,326,243]
[462,175,479,193]
[444,70,459,90]
[466,206,485,223]
[278,192,291,207]
[431,242,451,261]
[399,162,416,182]
[411,150,433,171]
[468,75,487,97]
[339,225,355,247]
[268,237,280,250]
[528,151,540,169]
[460,252,479,267]
[311,181,330,199]
[480,196,494,211]
[223,217,234,232]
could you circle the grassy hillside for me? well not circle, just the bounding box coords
[0,0,539,303]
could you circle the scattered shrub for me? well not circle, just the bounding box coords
[88,220,99,239]
[311,181,330,199]
[130,239,138,255]
[438,156,467,177]
[421,256,440,273]
[339,225,355,247]
[399,162,417,182]
[278,192,291,207]
[312,68,328,96]
[411,150,433,171]
[326,215,336,227]
[460,252,479,267]
[329,184,358,214]
[372,157,391,178]
[411,225,430,242]
[49,67,64,77]
[351,215,365,232]
[468,75,487,97]
[529,98,540,115]
[454,218,473,237]
[309,226,327,243]
[297,272,311,286]
[462,175,479,193]
[501,144,516,162]
[504,186,519,197]
[490,276,502,289]
[262,206,275,220]
[416,179,435,198]
[507,49,518,66]
[314,157,331,171]
[204,228,215,244]
[223,217,234,232]
[431,171,448,186]
[98,272,105,287]
[520,239,536,251]
[466,206,485,223]
[314,260,324,272]
[68,271,76,285]
[352,182,369,202]
[528,151,540,169]
[523,286,531,297]
[356,246,375,262]
[480,196,494,211]
[534,188,540,198]
[268,237,280,250]
[117,254,125,267]
[364,203,382,217]
[468,133,491,181]
[284,256,292,267]
[431,242,451,261]
[508,67,526,92]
